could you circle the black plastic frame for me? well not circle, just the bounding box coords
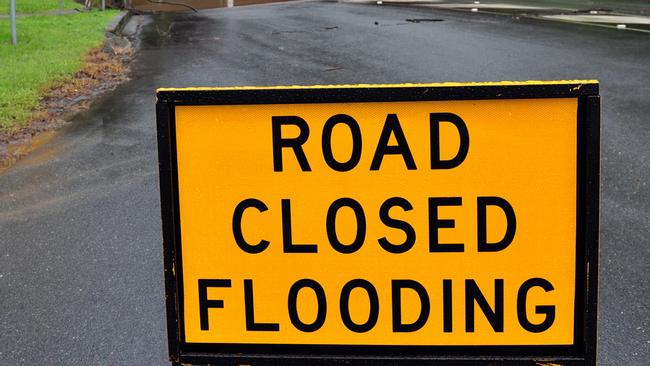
[155,82,600,366]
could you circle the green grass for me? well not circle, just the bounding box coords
[1,0,80,14]
[0,10,118,128]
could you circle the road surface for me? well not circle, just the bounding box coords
[1,1,648,364]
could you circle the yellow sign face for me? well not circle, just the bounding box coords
[172,96,577,346]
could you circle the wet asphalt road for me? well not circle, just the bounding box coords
[1,1,649,365]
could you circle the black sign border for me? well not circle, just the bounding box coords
[156,82,600,366]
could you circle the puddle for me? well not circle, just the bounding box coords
[406,18,445,22]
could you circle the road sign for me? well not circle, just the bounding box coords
[156,81,600,365]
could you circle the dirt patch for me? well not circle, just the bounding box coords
[0,39,133,173]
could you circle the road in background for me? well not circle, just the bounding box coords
[129,0,293,11]
[472,0,650,14]
[1,1,648,364]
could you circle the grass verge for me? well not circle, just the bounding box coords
[0,0,80,14]
[0,10,118,129]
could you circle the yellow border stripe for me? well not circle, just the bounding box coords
[157,80,598,93]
